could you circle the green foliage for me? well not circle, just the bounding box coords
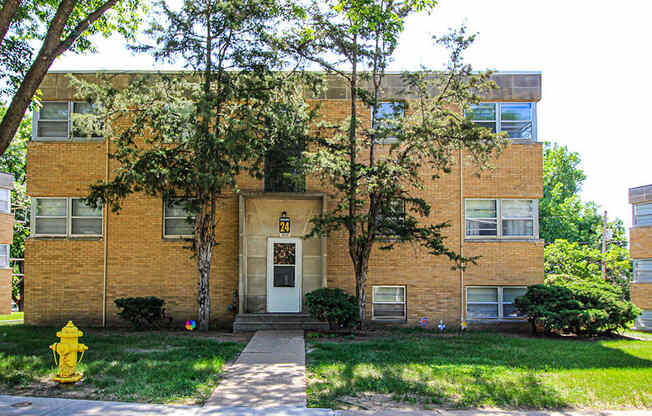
[114,296,172,330]
[515,282,640,336]
[305,288,359,329]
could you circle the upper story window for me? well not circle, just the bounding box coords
[466,102,536,140]
[0,245,8,269]
[633,202,652,226]
[376,199,406,237]
[264,139,305,193]
[634,259,652,283]
[32,197,103,237]
[465,199,538,239]
[35,101,103,141]
[164,199,195,238]
[0,189,10,214]
[372,101,405,144]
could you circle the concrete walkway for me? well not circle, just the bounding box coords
[206,330,308,408]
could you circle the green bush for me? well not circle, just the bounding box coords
[515,281,641,336]
[305,288,358,330]
[114,296,171,330]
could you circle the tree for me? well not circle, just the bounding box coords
[76,0,314,330]
[291,0,506,325]
[0,106,29,310]
[0,0,144,156]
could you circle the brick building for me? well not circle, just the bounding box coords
[24,71,544,329]
[629,184,652,330]
[0,173,14,314]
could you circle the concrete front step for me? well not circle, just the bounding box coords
[234,313,329,332]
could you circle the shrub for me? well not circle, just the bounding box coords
[114,296,171,330]
[515,281,641,336]
[305,288,358,330]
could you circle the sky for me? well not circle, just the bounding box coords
[50,0,652,229]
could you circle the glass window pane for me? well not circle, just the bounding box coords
[502,200,534,218]
[273,265,295,287]
[375,102,405,120]
[35,218,66,235]
[73,102,95,114]
[164,218,194,236]
[0,189,9,213]
[501,121,532,139]
[636,203,652,216]
[72,199,102,217]
[273,243,296,265]
[503,304,524,318]
[472,121,497,133]
[500,103,532,121]
[503,219,534,236]
[635,260,652,283]
[374,286,405,303]
[638,310,652,329]
[467,287,498,303]
[0,245,8,268]
[39,102,68,120]
[635,203,652,226]
[467,103,496,121]
[466,219,497,236]
[165,199,192,217]
[466,200,497,218]
[71,218,102,235]
[37,121,68,137]
[373,303,405,319]
[503,287,527,303]
[35,199,66,217]
[467,303,498,319]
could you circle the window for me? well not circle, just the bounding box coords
[164,199,195,238]
[0,189,10,213]
[264,137,305,193]
[0,245,8,268]
[35,101,103,140]
[465,199,537,239]
[634,259,652,283]
[634,203,652,226]
[32,197,103,237]
[373,101,405,143]
[636,310,652,330]
[466,102,536,140]
[376,199,406,237]
[372,286,406,320]
[466,286,527,320]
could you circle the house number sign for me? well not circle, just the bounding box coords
[279,212,291,234]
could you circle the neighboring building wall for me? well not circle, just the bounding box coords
[629,184,652,330]
[0,173,14,314]
[25,71,544,327]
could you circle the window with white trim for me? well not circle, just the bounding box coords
[372,101,405,143]
[35,101,103,140]
[465,199,537,239]
[0,245,8,268]
[636,310,652,330]
[376,199,406,237]
[0,189,10,213]
[634,259,652,283]
[164,199,195,238]
[372,286,406,320]
[634,203,652,226]
[32,197,102,237]
[466,102,536,140]
[466,286,527,319]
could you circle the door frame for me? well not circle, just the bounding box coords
[266,237,302,313]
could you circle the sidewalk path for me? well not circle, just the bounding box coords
[206,330,308,408]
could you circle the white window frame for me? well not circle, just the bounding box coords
[636,310,652,330]
[371,285,406,321]
[0,244,9,269]
[466,102,537,141]
[31,197,103,238]
[0,188,10,214]
[163,198,195,239]
[33,101,103,141]
[633,259,652,283]
[465,199,539,240]
[466,286,527,320]
[371,100,405,144]
[633,202,652,227]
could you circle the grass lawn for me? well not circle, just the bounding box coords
[306,331,652,410]
[0,325,245,404]
[0,312,23,321]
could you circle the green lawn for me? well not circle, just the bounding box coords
[306,331,652,410]
[0,312,23,321]
[0,325,244,404]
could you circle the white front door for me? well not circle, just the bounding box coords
[267,238,302,312]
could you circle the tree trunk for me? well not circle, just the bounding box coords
[354,255,369,328]
[197,240,212,331]
[0,0,22,46]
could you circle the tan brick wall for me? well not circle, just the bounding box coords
[0,269,11,315]
[0,213,14,244]
[630,226,652,259]
[631,283,652,310]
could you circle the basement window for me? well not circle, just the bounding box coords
[0,245,8,269]
[634,260,652,283]
[372,286,406,321]
[163,199,195,238]
[466,286,527,320]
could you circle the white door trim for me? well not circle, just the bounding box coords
[267,237,302,312]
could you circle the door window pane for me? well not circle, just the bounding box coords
[273,243,296,265]
[273,265,295,287]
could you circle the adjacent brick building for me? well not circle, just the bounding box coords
[629,184,652,330]
[25,71,544,329]
[0,172,14,315]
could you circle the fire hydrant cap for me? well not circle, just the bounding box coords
[56,321,84,338]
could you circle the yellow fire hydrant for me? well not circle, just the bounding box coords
[49,321,88,383]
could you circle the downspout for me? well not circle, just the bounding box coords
[459,148,464,324]
[102,136,109,328]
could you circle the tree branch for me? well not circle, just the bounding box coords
[54,0,119,56]
[0,0,22,46]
